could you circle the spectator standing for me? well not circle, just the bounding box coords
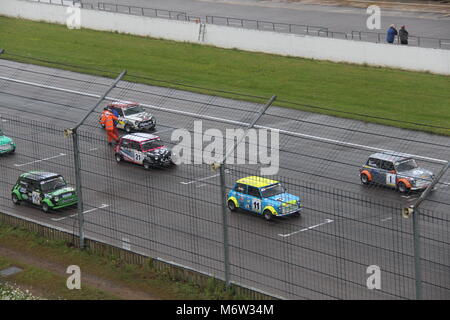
[399,26,409,45]
[386,24,398,44]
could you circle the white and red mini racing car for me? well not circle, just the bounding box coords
[114,133,174,169]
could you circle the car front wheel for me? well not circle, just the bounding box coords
[12,193,20,205]
[125,124,132,133]
[115,153,122,163]
[360,173,370,185]
[143,161,151,170]
[228,200,237,212]
[42,202,50,213]
[263,209,273,221]
[398,181,410,194]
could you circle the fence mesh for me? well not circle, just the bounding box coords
[0,58,449,299]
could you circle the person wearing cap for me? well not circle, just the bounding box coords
[386,24,398,44]
[399,26,409,45]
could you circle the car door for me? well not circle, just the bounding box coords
[29,180,42,205]
[366,158,383,184]
[381,160,397,187]
[130,141,145,165]
[246,186,262,214]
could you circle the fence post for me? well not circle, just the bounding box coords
[407,161,449,299]
[219,164,230,287]
[217,95,276,288]
[412,208,422,300]
[64,70,126,249]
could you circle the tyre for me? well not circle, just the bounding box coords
[143,161,151,170]
[125,124,132,133]
[360,173,370,185]
[397,181,410,194]
[12,193,20,205]
[263,209,273,221]
[115,153,122,163]
[9,147,15,154]
[227,200,237,212]
[42,202,50,213]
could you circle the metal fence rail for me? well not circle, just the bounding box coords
[26,0,450,49]
[0,59,449,299]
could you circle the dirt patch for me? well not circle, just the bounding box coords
[0,245,157,300]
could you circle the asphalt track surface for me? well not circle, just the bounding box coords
[0,59,449,299]
[79,0,450,41]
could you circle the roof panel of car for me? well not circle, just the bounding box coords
[369,152,411,163]
[237,176,279,188]
[108,102,139,109]
[22,171,59,181]
[122,133,160,142]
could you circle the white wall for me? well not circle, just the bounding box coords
[1,0,449,75]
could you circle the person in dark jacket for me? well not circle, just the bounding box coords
[399,26,409,45]
[386,24,398,44]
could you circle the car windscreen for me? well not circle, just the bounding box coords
[40,176,67,192]
[395,159,418,172]
[260,183,285,198]
[124,106,145,116]
[141,140,163,151]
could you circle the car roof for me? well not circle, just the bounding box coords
[236,176,279,188]
[108,102,139,109]
[21,171,60,181]
[369,152,412,163]
[121,133,160,142]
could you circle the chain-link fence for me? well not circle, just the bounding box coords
[0,58,449,299]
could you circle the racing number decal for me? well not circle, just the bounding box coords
[386,173,396,186]
[134,151,144,164]
[252,199,262,213]
[32,191,41,205]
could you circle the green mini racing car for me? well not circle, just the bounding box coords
[11,171,78,213]
[0,129,15,155]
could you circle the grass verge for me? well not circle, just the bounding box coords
[0,224,250,300]
[0,16,449,135]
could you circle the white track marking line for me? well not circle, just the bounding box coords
[14,153,66,167]
[278,219,333,238]
[181,173,220,185]
[51,204,109,221]
[89,148,98,151]
[381,217,392,222]
[0,75,447,165]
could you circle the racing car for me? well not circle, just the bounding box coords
[114,133,175,169]
[359,152,435,193]
[0,128,16,155]
[11,171,78,213]
[227,176,302,220]
[101,102,156,133]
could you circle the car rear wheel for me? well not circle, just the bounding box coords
[227,200,237,212]
[360,173,370,185]
[397,181,410,194]
[263,209,273,221]
[125,124,132,133]
[42,203,50,213]
[143,161,151,170]
[12,193,20,205]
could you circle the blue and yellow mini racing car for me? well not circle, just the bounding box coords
[227,176,302,220]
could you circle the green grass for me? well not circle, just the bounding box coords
[0,16,449,134]
[0,224,250,300]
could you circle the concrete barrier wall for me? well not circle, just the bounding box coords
[1,0,449,75]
